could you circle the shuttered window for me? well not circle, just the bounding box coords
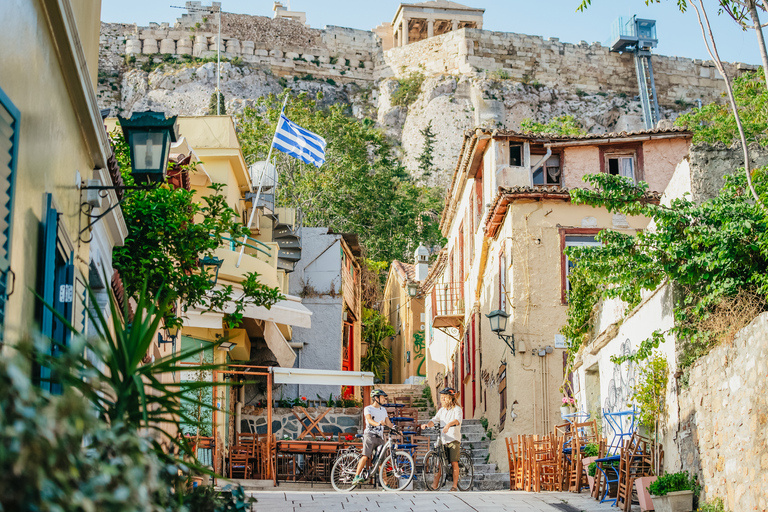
[0,88,20,342]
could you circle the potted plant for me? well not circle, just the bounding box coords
[648,471,696,512]
[560,396,576,416]
[581,443,599,492]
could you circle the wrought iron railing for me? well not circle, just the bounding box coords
[434,281,464,317]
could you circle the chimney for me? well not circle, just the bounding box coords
[414,244,429,282]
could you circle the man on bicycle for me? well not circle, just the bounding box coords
[419,387,463,491]
[351,388,395,486]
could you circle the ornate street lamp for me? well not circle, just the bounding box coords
[486,309,516,356]
[157,324,180,346]
[406,281,420,298]
[118,111,178,184]
[200,255,224,286]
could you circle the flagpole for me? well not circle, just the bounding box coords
[236,93,290,268]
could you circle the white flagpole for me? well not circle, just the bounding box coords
[236,93,289,268]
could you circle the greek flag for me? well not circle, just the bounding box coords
[272,114,326,167]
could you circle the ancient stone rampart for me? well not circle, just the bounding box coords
[382,28,757,106]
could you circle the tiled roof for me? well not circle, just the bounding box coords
[391,260,415,282]
[485,126,691,140]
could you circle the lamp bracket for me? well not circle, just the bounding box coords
[79,182,160,243]
[497,333,516,356]
[157,332,177,345]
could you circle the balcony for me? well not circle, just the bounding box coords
[433,281,464,329]
[214,235,280,289]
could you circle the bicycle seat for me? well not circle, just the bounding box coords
[354,434,363,439]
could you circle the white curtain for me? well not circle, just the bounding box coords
[620,157,634,180]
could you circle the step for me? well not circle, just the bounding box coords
[471,463,497,474]
[464,440,490,451]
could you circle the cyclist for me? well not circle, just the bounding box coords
[351,388,395,486]
[419,387,463,491]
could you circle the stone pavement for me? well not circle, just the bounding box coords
[246,490,641,512]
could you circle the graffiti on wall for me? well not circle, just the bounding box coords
[481,368,499,388]
[604,339,638,414]
[413,330,426,377]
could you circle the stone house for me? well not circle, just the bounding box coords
[282,227,363,402]
[381,247,430,384]
[422,126,692,468]
[0,0,128,377]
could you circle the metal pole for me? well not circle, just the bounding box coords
[268,370,275,485]
[216,7,221,116]
[236,93,289,267]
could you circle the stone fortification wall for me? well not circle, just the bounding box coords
[383,28,756,107]
[241,406,362,438]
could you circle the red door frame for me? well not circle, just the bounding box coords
[342,321,354,371]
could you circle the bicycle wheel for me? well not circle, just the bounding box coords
[422,450,445,491]
[457,450,474,492]
[379,450,415,491]
[331,452,361,492]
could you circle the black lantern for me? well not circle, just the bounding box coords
[158,324,180,346]
[486,309,516,356]
[200,255,224,286]
[118,111,178,184]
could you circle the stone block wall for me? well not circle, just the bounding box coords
[675,312,768,511]
[241,406,362,439]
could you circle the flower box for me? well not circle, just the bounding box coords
[650,490,693,512]
[636,476,658,511]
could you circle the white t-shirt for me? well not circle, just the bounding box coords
[364,404,389,437]
[431,406,463,444]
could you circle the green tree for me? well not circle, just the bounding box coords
[418,120,437,178]
[360,307,394,382]
[520,115,585,136]
[208,90,226,115]
[111,130,283,328]
[237,92,445,262]
[631,352,668,473]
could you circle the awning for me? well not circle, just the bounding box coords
[264,320,296,368]
[185,295,312,329]
[241,295,312,328]
[271,367,375,386]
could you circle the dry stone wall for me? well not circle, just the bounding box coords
[241,406,362,438]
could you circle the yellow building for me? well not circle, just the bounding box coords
[424,127,691,469]
[0,0,128,379]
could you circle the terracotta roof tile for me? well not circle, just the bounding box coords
[391,260,415,282]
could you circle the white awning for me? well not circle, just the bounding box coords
[241,295,312,328]
[264,320,296,368]
[271,367,375,386]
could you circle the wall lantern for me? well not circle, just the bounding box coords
[157,324,180,346]
[406,281,420,297]
[118,111,178,184]
[200,255,224,286]
[486,309,516,356]
[217,341,236,351]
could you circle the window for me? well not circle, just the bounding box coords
[510,144,523,166]
[606,154,635,181]
[498,250,507,312]
[563,234,601,299]
[532,154,561,186]
[0,87,19,342]
[498,362,507,429]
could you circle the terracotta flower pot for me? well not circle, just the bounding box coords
[635,476,658,511]
[650,490,694,512]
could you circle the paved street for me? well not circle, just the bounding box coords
[247,490,638,512]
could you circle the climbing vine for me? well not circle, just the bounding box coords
[561,171,768,367]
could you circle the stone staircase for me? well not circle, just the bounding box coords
[376,384,435,421]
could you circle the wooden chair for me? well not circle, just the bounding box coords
[395,396,413,407]
[538,435,562,491]
[568,419,599,492]
[229,445,253,479]
[505,437,517,490]
[616,433,657,512]
[590,437,608,500]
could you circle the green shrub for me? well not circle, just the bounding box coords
[588,462,597,476]
[698,497,728,512]
[391,72,425,108]
[584,443,599,458]
[648,471,696,496]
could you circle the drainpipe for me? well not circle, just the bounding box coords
[529,146,552,185]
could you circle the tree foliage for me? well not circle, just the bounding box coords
[360,307,394,381]
[561,172,768,366]
[418,120,437,178]
[208,91,227,116]
[111,130,283,328]
[236,92,445,263]
[391,71,426,108]
[675,71,768,145]
[519,115,585,136]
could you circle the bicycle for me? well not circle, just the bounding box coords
[421,422,474,492]
[331,427,415,492]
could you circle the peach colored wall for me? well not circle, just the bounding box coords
[562,139,690,192]
[642,138,691,193]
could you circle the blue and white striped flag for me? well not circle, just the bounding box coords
[272,113,326,168]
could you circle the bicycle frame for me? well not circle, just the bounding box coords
[343,429,405,482]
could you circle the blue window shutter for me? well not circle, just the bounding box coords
[0,87,20,340]
[37,195,58,392]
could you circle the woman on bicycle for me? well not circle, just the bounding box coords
[351,388,395,486]
[419,387,463,491]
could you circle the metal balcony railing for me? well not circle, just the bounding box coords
[434,281,464,317]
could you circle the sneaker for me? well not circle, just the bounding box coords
[351,475,364,485]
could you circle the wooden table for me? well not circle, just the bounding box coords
[275,440,349,484]
[292,406,332,440]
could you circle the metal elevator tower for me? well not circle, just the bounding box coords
[610,16,660,130]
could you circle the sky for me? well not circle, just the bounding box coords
[100,0,762,65]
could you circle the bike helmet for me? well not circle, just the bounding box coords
[370,388,388,398]
[439,387,457,396]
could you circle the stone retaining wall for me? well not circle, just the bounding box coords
[240,406,362,439]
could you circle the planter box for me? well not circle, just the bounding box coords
[650,490,694,512]
[636,476,658,511]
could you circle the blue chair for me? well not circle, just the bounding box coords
[603,408,637,455]
[594,454,621,505]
